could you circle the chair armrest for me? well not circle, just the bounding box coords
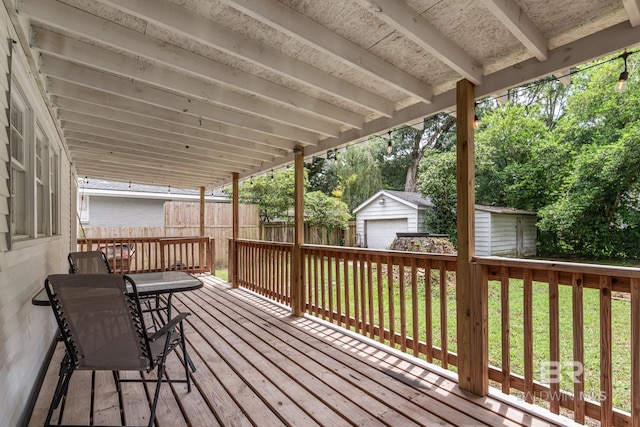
[148,312,191,342]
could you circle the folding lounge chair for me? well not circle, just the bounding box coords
[68,251,166,327]
[44,273,191,427]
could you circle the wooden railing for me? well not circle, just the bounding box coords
[235,239,293,305]
[232,239,640,426]
[476,257,638,426]
[77,236,214,274]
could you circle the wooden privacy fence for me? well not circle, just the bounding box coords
[77,236,214,274]
[232,238,640,426]
[261,221,356,246]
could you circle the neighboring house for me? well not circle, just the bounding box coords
[354,190,537,257]
[354,190,432,249]
[78,179,227,227]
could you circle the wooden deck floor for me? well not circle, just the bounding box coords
[28,275,577,427]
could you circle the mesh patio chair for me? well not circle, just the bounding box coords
[67,251,111,274]
[68,251,166,329]
[44,273,191,427]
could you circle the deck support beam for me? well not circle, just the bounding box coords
[291,146,305,316]
[455,79,488,396]
[231,172,239,287]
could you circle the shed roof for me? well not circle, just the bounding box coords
[354,190,432,213]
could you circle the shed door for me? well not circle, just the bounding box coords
[366,218,408,249]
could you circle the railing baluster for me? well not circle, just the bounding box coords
[600,275,612,427]
[500,266,511,394]
[523,269,534,403]
[335,255,342,328]
[377,255,384,344]
[411,257,419,357]
[367,254,374,339]
[399,258,407,353]
[573,272,585,423]
[632,277,640,427]
[439,262,447,369]
[360,253,367,336]
[328,254,334,323]
[548,270,560,414]
[388,255,395,348]
[425,259,433,363]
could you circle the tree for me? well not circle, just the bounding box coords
[417,149,458,242]
[304,191,351,229]
[333,144,383,214]
[370,114,456,192]
[474,103,568,211]
[224,168,297,222]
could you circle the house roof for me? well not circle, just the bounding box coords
[354,190,432,213]
[80,179,228,201]
[10,0,640,189]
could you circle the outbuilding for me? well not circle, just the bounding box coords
[354,191,537,257]
[353,190,431,249]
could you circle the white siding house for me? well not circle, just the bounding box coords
[0,12,74,426]
[353,190,431,249]
[355,192,536,256]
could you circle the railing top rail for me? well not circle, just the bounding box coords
[302,243,458,261]
[234,238,294,248]
[475,255,640,278]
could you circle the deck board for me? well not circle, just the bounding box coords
[29,275,578,427]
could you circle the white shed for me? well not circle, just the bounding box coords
[354,191,537,257]
[353,190,431,249]
[475,205,537,258]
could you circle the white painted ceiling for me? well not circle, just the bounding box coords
[9,0,640,189]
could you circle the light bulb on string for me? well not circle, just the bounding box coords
[616,52,630,93]
[386,130,393,154]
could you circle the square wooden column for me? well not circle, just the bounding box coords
[231,172,239,288]
[455,79,488,395]
[291,146,305,316]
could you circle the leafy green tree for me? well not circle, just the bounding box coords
[333,144,383,214]
[474,104,568,211]
[304,191,351,229]
[306,156,338,195]
[224,168,297,222]
[537,54,640,257]
[370,114,456,192]
[417,149,457,242]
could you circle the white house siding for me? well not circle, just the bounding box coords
[0,10,73,426]
[87,196,167,227]
[488,214,537,257]
[355,195,421,248]
[474,210,492,256]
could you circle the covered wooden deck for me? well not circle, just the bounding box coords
[29,275,576,427]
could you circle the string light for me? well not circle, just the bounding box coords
[386,130,393,154]
[616,51,630,92]
[270,169,274,182]
[474,102,480,129]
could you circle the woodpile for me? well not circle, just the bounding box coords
[388,236,456,255]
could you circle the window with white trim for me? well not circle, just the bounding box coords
[10,92,29,237]
[9,84,61,240]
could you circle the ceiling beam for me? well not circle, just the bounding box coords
[39,52,342,137]
[623,0,640,27]
[478,0,548,61]
[53,96,288,158]
[354,0,483,84]
[41,57,324,142]
[91,0,395,117]
[217,0,433,102]
[67,144,230,176]
[61,122,262,168]
[32,25,364,129]
[58,110,277,163]
[47,80,301,148]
